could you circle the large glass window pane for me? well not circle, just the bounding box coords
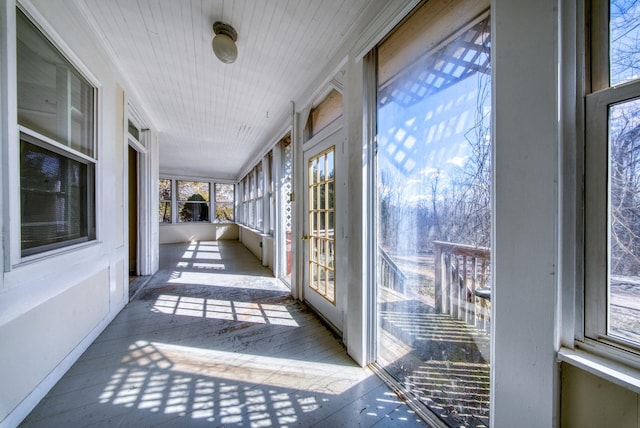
[215,183,235,222]
[375,3,491,426]
[159,179,172,223]
[21,137,94,255]
[17,10,94,157]
[177,181,209,222]
[608,98,640,343]
[610,0,640,86]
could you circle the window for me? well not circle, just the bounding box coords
[305,89,343,140]
[128,120,140,141]
[177,181,209,222]
[256,162,264,230]
[248,170,256,228]
[373,0,491,425]
[239,165,264,229]
[160,179,231,224]
[585,1,640,354]
[268,152,275,235]
[159,179,172,223]
[242,177,249,225]
[17,9,96,257]
[214,183,234,222]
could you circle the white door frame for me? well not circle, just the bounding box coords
[126,103,157,277]
[301,120,346,333]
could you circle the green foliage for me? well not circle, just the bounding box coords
[215,205,234,221]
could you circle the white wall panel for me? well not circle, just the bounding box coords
[0,269,109,420]
[0,0,156,424]
[160,223,239,244]
[491,0,559,425]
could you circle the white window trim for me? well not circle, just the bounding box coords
[584,79,640,362]
[559,347,640,394]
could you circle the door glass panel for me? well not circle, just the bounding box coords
[308,147,336,304]
[608,98,640,343]
[375,3,492,426]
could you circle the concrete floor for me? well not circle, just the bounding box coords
[21,240,426,427]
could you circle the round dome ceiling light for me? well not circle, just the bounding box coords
[212,21,238,64]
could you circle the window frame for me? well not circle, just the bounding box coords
[13,6,99,263]
[176,180,210,223]
[159,178,235,224]
[240,166,260,229]
[256,162,264,230]
[583,0,640,364]
[213,183,235,223]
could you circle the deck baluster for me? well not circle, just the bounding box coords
[433,241,490,329]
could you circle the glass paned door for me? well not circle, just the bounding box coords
[303,128,343,332]
[374,1,492,426]
[307,148,336,302]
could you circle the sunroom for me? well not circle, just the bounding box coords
[1,0,640,427]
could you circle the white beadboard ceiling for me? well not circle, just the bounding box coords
[76,0,372,180]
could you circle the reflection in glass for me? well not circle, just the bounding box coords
[21,139,93,255]
[608,98,640,343]
[375,10,492,427]
[17,10,94,157]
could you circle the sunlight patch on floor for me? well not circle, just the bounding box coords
[96,339,371,425]
[152,294,299,326]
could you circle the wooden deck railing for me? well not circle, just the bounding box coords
[378,246,407,294]
[433,241,491,330]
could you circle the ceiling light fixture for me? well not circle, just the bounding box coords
[212,21,238,64]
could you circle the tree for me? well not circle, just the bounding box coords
[610,104,640,276]
[179,193,209,222]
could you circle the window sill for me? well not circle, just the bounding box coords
[237,223,271,237]
[558,347,640,394]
